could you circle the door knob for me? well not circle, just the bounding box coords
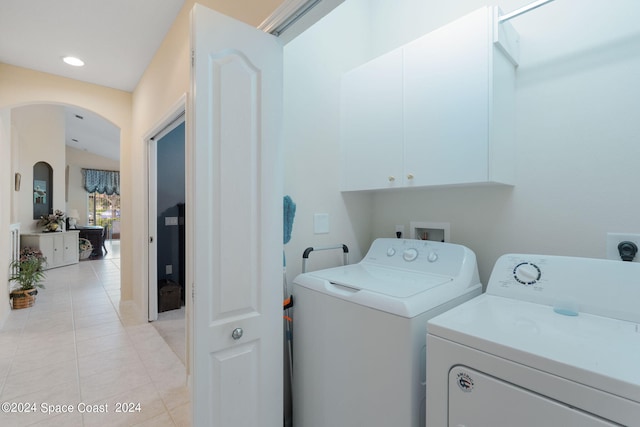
[232,328,243,340]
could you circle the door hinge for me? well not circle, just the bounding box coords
[191,282,195,301]
[191,50,195,67]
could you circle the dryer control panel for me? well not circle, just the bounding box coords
[487,253,640,323]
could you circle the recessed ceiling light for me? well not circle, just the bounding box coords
[63,56,85,67]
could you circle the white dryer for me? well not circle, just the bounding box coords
[292,238,482,427]
[426,254,640,426]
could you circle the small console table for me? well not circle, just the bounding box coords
[77,226,106,258]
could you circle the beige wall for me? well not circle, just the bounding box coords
[0,110,11,325]
[11,105,66,232]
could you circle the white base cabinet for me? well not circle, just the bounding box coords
[21,231,80,270]
[341,6,519,191]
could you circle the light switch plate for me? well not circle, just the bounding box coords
[314,213,329,234]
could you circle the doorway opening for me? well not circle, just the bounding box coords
[147,101,186,365]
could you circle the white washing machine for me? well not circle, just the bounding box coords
[426,254,640,426]
[292,238,482,427]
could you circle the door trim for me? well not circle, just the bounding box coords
[144,93,187,322]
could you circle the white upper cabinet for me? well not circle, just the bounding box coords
[341,48,404,191]
[340,6,519,191]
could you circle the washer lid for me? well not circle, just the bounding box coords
[294,262,481,318]
[428,294,640,404]
[309,263,453,298]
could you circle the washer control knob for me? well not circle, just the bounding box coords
[427,251,438,262]
[403,248,418,262]
[386,247,396,257]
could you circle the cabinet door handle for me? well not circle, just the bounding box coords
[407,173,414,180]
[388,176,395,182]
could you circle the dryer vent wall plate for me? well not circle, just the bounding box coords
[606,233,640,262]
[410,221,450,242]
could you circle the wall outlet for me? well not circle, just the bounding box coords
[166,264,173,274]
[165,216,178,226]
[606,233,640,262]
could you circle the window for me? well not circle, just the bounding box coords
[88,192,120,231]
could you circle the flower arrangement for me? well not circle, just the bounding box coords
[17,247,47,266]
[38,209,65,232]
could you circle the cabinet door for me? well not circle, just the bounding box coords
[403,7,490,186]
[62,233,78,264]
[51,234,64,267]
[36,235,56,269]
[341,48,404,191]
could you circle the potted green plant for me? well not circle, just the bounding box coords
[9,248,47,309]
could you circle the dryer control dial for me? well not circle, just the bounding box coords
[513,262,541,285]
[386,247,396,257]
[403,248,419,262]
[427,251,438,262]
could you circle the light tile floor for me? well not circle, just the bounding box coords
[0,242,191,426]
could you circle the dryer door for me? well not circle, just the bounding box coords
[448,366,617,426]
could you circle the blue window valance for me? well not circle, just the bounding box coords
[82,168,120,195]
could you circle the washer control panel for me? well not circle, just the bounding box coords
[363,238,470,276]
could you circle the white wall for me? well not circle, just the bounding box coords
[283,0,374,282]
[283,0,640,285]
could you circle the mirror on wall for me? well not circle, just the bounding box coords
[33,161,53,219]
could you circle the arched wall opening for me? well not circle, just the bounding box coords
[0,63,133,326]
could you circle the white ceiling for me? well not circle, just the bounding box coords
[0,0,185,92]
[64,106,121,161]
[0,0,186,160]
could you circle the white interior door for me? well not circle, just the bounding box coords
[190,4,283,426]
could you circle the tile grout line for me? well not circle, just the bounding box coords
[71,262,85,426]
